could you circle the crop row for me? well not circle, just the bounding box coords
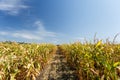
[0,42,57,80]
[60,41,120,80]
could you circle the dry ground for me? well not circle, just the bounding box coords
[36,48,78,80]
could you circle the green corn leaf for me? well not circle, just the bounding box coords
[113,62,120,67]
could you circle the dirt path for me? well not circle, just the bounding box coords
[36,48,78,80]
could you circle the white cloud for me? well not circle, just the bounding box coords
[0,20,57,41]
[0,31,8,35]
[12,32,42,40]
[34,20,56,37]
[0,0,28,15]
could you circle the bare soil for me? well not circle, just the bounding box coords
[36,48,78,80]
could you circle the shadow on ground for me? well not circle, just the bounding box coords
[36,47,79,80]
[48,54,79,80]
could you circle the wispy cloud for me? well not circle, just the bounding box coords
[0,31,8,35]
[0,0,28,15]
[12,32,42,40]
[0,20,57,42]
[34,20,56,37]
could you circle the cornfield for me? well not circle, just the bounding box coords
[0,42,57,80]
[60,40,120,80]
[1,40,120,80]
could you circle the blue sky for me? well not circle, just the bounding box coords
[0,0,120,44]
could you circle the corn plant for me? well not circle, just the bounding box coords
[60,40,120,80]
[0,42,57,80]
